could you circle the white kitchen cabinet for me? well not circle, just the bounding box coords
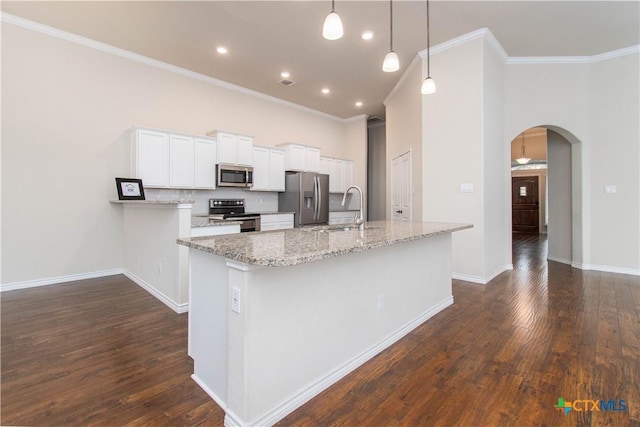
[131,127,217,190]
[251,146,285,192]
[194,138,217,189]
[261,213,294,231]
[320,156,355,193]
[208,130,253,166]
[269,149,286,191]
[132,128,170,187]
[278,143,321,172]
[170,134,195,188]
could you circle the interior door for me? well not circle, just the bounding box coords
[512,176,539,233]
[391,151,412,221]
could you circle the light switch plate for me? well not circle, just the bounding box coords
[604,185,617,194]
[231,287,241,313]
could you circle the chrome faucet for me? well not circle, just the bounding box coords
[341,185,365,231]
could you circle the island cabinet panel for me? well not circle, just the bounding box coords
[181,221,471,427]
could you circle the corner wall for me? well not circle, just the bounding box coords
[1,20,364,286]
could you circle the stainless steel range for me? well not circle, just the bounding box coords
[209,199,261,233]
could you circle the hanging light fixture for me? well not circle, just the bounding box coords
[382,0,399,72]
[421,0,436,94]
[323,0,344,40]
[515,131,531,164]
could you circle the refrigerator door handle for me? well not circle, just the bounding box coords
[317,175,322,220]
[313,176,319,220]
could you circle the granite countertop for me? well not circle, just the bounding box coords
[177,220,472,267]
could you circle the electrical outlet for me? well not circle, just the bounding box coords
[377,294,384,311]
[231,287,241,313]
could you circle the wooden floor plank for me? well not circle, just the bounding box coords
[2,234,639,426]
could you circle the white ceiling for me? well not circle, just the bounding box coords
[2,1,639,119]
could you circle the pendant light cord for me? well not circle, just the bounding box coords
[390,0,394,51]
[331,0,335,13]
[426,0,431,76]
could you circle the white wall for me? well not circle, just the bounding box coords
[384,57,423,221]
[421,37,487,280]
[386,28,639,281]
[1,20,365,285]
[547,131,572,263]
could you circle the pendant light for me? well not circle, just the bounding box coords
[421,0,436,94]
[382,0,399,72]
[323,0,344,40]
[515,131,531,165]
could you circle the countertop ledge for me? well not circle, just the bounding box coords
[178,220,472,267]
[111,199,194,205]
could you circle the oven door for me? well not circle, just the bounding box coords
[238,217,261,233]
[217,164,254,187]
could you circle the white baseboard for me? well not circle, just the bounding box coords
[547,255,572,265]
[219,297,454,427]
[122,270,189,314]
[452,264,512,285]
[0,268,124,292]
[573,263,640,276]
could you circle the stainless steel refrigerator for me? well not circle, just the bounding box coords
[278,171,329,227]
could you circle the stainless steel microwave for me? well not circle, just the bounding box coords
[216,164,253,188]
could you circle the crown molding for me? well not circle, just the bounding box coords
[343,114,368,123]
[506,45,639,65]
[1,12,351,123]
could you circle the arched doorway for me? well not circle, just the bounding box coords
[508,126,583,267]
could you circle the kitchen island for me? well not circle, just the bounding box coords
[177,220,472,427]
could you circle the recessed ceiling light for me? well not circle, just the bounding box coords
[361,31,374,40]
[216,46,228,54]
[280,71,290,79]
[322,88,330,94]
[355,101,363,107]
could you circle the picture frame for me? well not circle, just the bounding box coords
[115,177,146,200]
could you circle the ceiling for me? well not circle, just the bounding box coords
[2,1,639,120]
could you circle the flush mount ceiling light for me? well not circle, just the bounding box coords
[280,71,290,79]
[515,131,531,165]
[355,101,363,107]
[323,0,344,40]
[382,0,399,72]
[216,46,228,55]
[322,88,331,94]
[420,0,436,94]
[361,31,374,40]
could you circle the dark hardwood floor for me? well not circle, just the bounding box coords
[2,234,638,426]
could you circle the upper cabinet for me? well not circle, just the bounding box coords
[320,156,354,193]
[251,146,285,192]
[278,143,320,172]
[207,130,253,166]
[130,127,217,189]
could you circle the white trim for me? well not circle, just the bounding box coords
[452,264,512,285]
[343,114,368,123]
[547,255,572,265]
[507,45,640,65]
[0,12,346,123]
[122,270,189,313]
[573,263,640,276]
[225,259,265,272]
[229,297,454,427]
[384,53,422,107]
[0,268,124,292]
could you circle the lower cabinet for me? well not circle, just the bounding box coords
[260,213,294,231]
